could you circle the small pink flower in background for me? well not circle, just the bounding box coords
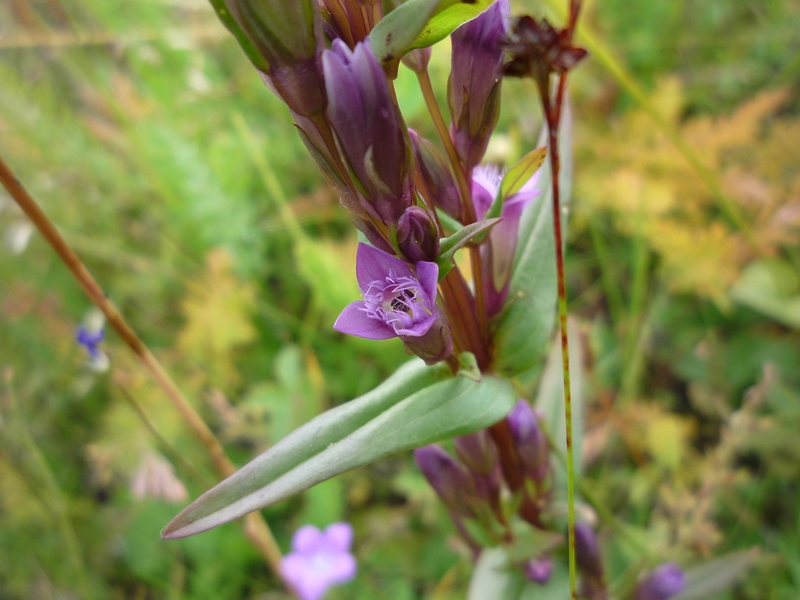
[131,451,188,503]
[281,523,357,600]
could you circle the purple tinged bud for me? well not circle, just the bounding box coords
[401,47,432,73]
[322,40,412,225]
[448,0,509,168]
[634,564,686,600]
[454,431,498,476]
[397,206,439,263]
[225,0,325,116]
[414,445,475,517]
[525,556,554,585]
[507,400,549,483]
[574,523,604,580]
[409,130,462,220]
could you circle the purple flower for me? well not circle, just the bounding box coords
[506,400,549,483]
[634,563,686,600]
[334,243,452,363]
[281,523,357,600]
[574,522,604,580]
[449,0,509,168]
[76,326,104,360]
[414,445,476,517]
[396,206,439,264]
[334,243,437,339]
[472,164,541,316]
[322,40,412,226]
[525,556,554,584]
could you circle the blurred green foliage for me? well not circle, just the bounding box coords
[1,0,799,598]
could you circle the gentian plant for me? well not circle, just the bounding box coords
[151,1,687,598]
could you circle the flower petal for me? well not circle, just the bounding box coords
[334,302,397,340]
[324,552,357,585]
[323,522,354,553]
[292,525,324,554]
[414,261,439,305]
[396,312,437,338]
[355,243,413,291]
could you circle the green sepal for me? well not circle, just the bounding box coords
[436,217,501,280]
[500,147,547,199]
[207,0,270,72]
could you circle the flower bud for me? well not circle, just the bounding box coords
[225,0,325,116]
[525,556,554,585]
[397,206,439,263]
[574,522,604,580]
[322,39,412,226]
[633,564,686,600]
[414,445,475,517]
[454,430,498,476]
[409,130,462,220]
[507,400,549,483]
[448,0,508,168]
[401,47,432,73]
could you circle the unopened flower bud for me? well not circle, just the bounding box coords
[397,206,439,263]
[409,130,461,220]
[574,522,604,580]
[401,47,432,73]
[448,0,508,168]
[322,39,412,226]
[454,430,498,476]
[525,556,554,585]
[414,445,475,517]
[507,400,549,483]
[633,563,686,600]
[225,0,325,116]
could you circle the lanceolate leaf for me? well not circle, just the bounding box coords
[370,0,456,64]
[163,364,515,539]
[501,147,547,198]
[671,549,760,600]
[409,0,495,50]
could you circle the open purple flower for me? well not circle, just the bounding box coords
[472,164,541,316]
[334,243,452,364]
[334,243,438,339]
[281,523,357,600]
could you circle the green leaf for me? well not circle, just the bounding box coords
[671,548,760,600]
[370,0,463,63]
[436,218,501,279]
[163,363,515,539]
[493,104,573,376]
[501,147,548,198]
[408,0,495,50]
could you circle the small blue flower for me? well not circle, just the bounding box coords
[76,326,104,360]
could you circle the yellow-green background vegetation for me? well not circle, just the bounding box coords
[1,0,799,598]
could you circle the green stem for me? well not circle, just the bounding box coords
[547,120,579,599]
